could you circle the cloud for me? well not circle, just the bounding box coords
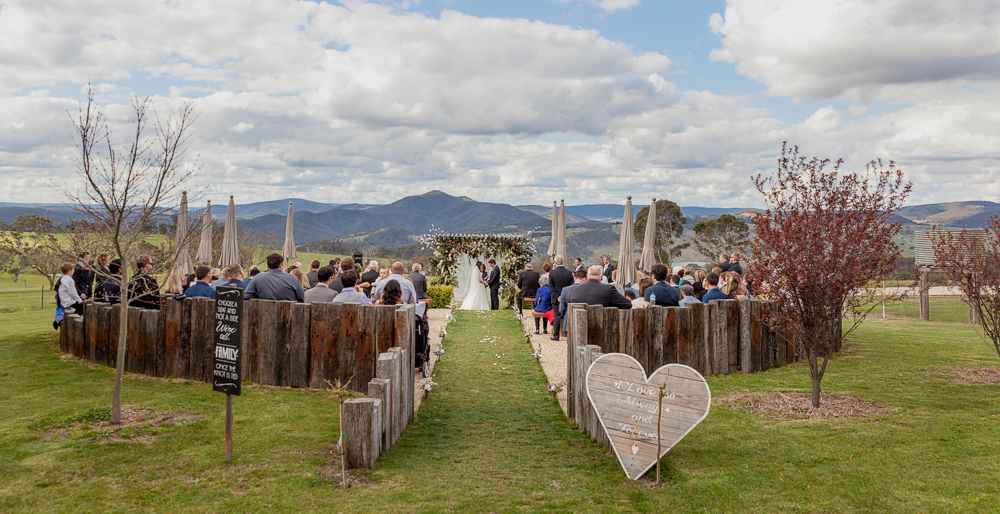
[0,0,998,209]
[550,0,644,13]
[709,0,1000,100]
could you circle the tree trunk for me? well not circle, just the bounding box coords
[807,348,822,408]
[111,267,130,424]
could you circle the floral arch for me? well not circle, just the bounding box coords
[422,233,534,309]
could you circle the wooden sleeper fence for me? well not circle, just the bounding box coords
[565,299,837,440]
[60,297,416,470]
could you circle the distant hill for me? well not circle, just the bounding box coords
[241,190,539,244]
[0,206,81,226]
[230,198,337,219]
[516,205,591,224]
[680,206,748,217]
[339,227,417,248]
[898,201,1000,227]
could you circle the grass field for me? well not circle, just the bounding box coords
[2,297,1000,511]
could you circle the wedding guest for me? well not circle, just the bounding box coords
[163,267,185,295]
[718,253,731,272]
[372,261,418,304]
[362,261,380,296]
[670,274,681,288]
[540,262,552,284]
[625,290,645,309]
[375,280,403,306]
[373,266,390,291]
[291,268,310,289]
[242,266,259,288]
[548,255,574,341]
[304,266,338,303]
[601,256,615,284]
[330,258,355,292]
[409,263,429,300]
[221,263,245,288]
[643,264,679,307]
[557,269,588,332]
[728,252,744,276]
[637,278,654,302]
[679,284,700,306]
[691,270,707,299]
[331,270,372,305]
[72,251,93,300]
[722,272,751,299]
[185,266,216,299]
[569,266,632,309]
[701,272,728,303]
[128,256,160,309]
[103,260,123,305]
[58,262,84,315]
[573,258,584,272]
[533,275,552,334]
[306,260,321,288]
[516,263,540,315]
[211,268,222,281]
[244,253,304,302]
[93,253,110,301]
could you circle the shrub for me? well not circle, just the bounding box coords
[427,286,453,309]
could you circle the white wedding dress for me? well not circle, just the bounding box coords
[458,272,491,311]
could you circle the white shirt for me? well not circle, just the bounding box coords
[58,274,82,307]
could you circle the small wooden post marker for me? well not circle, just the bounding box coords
[213,287,244,463]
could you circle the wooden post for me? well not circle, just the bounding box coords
[376,352,400,447]
[394,304,415,424]
[576,345,587,428]
[179,297,194,378]
[162,297,181,377]
[389,347,406,443]
[646,307,664,371]
[143,309,159,377]
[586,346,606,445]
[85,302,98,362]
[969,301,981,325]
[309,303,332,389]
[343,398,382,469]
[287,303,311,388]
[602,307,619,355]
[739,300,752,374]
[581,345,596,436]
[225,394,233,462]
[367,378,391,449]
[919,268,930,321]
[726,300,739,374]
[663,307,678,365]
[632,307,648,373]
[256,300,279,385]
[676,307,691,367]
[711,301,727,376]
[586,305,605,353]
[688,303,706,374]
[339,304,361,391]
[567,304,587,421]
[356,306,376,390]
[618,309,633,356]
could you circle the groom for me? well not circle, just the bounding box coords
[487,259,501,310]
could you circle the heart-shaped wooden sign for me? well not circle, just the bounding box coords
[586,353,711,480]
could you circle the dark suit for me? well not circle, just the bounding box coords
[409,272,428,299]
[516,269,540,314]
[487,265,501,310]
[73,264,94,299]
[361,269,379,296]
[569,279,633,309]
[602,263,615,283]
[548,265,574,339]
[719,259,731,272]
[728,261,744,275]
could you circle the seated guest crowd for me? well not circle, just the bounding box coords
[515,251,750,337]
[56,250,431,322]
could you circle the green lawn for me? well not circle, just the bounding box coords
[2,301,1000,511]
[868,296,974,323]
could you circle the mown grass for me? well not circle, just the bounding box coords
[2,304,1000,512]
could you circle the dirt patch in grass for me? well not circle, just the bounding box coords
[39,405,205,442]
[935,367,1000,385]
[318,442,376,489]
[718,392,890,419]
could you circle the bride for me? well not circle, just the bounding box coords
[458,261,491,311]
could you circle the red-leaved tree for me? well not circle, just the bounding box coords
[750,143,912,407]
[931,218,1000,358]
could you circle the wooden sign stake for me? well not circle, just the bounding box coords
[225,393,233,462]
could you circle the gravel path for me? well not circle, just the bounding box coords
[413,308,453,412]
[518,312,569,415]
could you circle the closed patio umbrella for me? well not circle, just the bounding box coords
[218,195,239,266]
[639,198,657,272]
[614,196,637,288]
[547,201,557,258]
[174,191,195,275]
[282,202,297,261]
[195,200,213,263]
[556,199,567,259]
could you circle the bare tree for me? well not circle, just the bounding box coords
[750,143,911,407]
[931,219,1000,358]
[58,86,199,424]
[237,227,280,269]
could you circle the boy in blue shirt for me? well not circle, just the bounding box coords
[701,272,729,303]
[185,266,216,299]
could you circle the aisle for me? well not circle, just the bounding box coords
[343,310,643,512]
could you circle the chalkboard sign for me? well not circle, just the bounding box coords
[213,287,243,396]
[586,354,711,480]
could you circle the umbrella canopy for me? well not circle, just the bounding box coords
[547,201,557,258]
[218,195,240,266]
[174,191,195,275]
[556,199,568,260]
[614,196,637,288]
[639,198,657,272]
[195,200,213,263]
[282,202,298,261]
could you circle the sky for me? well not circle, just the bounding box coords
[0,0,998,208]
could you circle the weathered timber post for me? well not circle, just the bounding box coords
[343,398,382,469]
